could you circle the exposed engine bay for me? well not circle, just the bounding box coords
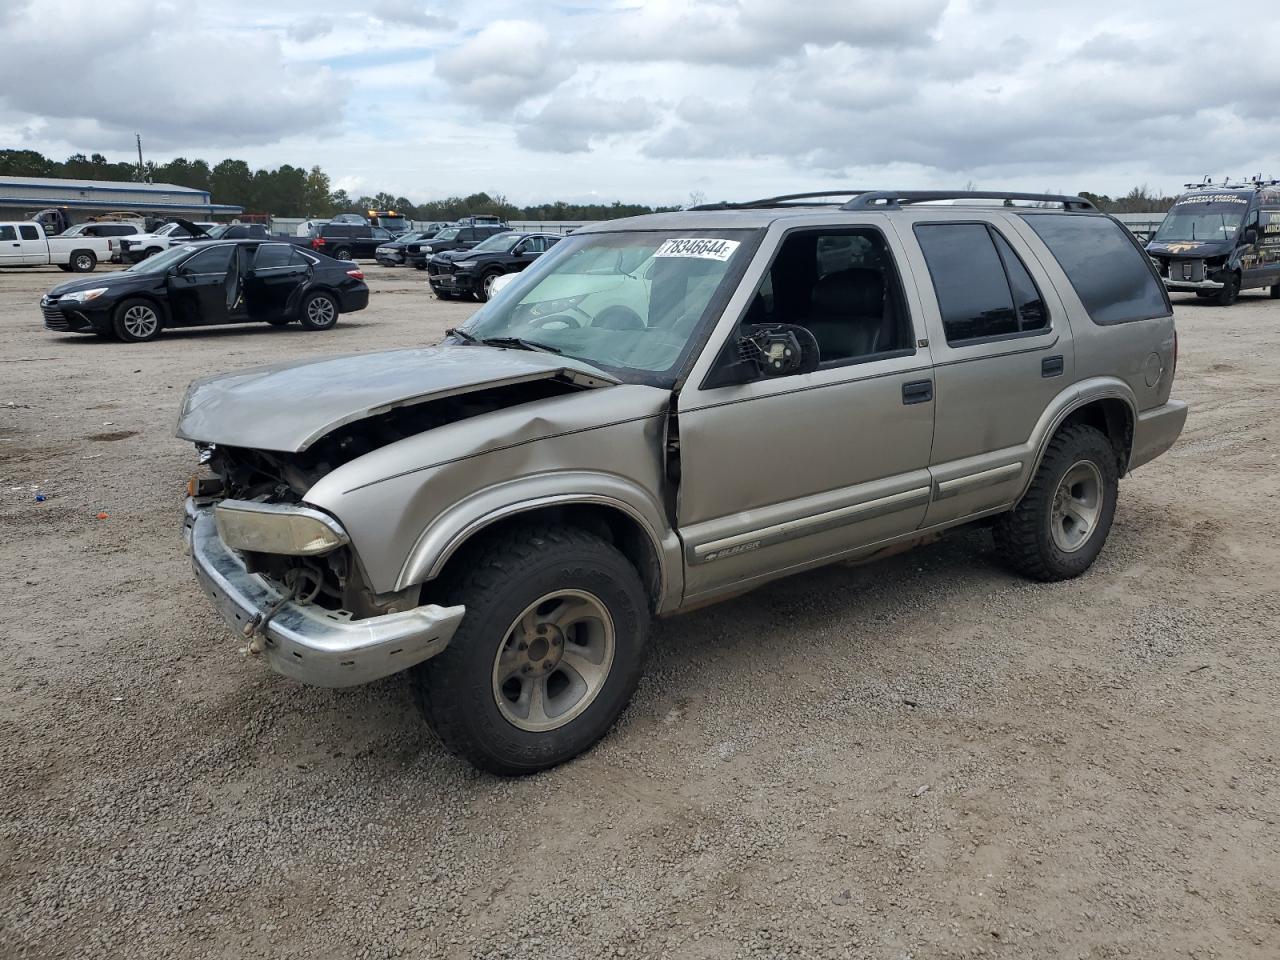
[197,378,588,616]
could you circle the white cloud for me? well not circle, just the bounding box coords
[0,1,342,148]
[371,0,453,30]
[435,20,571,110]
[287,18,334,42]
[517,93,658,152]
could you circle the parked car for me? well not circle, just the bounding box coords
[404,224,510,269]
[1146,179,1280,305]
[426,231,561,300]
[457,214,509,228]
[295,219,330,237]
[49,221,144,263]
[179,222,271,245]
[176,189,1186,775]
[374,230,441,267]
[291,222,394,261]
[119,221,217,262]
[0,220,115,272]
[40,240,368,342]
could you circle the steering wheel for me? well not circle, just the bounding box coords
[527,314,582,330]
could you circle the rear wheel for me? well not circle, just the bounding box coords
[299,291,338,330]
[414,525,649,775]
[994,424,1118,582]
[112,298,162,343]
[1215,272,1240,306]
[71,251,96,273]
[331,246,352,261]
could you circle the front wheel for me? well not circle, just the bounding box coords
[112,298,162,342]
[994,424,1118,582]
[414,526,649,775]
[1215,272,1240,306]
[476,270,503,302]
[299,291,338,330]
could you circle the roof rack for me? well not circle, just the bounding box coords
[841,190,1095,211]
[689,191,872,211]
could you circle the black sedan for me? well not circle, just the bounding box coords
[426,232,560,301]
[40,240,369,343]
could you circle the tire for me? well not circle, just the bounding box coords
[476,270,503,302]
[414,525,649,775]
[299,291,339,330]
[112,298,162,342]
[70,251,96,273]
[436,290,458,300]
[994,423,1119,582]
[1215,272,1240,306]
[144,247,162,259]
[331,246,352,262]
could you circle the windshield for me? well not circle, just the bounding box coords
[469,232,517,253]
[203,225,231,239]
[378,217,408,231]
[460,230,756,381]
[1154,196,1250,242]
[125,244,197,274]
[433,228,460,241]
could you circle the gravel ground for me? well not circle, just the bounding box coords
[1,262,1278,960]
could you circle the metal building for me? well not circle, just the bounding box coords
[0,175,243,224]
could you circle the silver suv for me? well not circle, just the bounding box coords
[179,190,1187,774]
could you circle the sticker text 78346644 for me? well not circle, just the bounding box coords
[653,238,741,261]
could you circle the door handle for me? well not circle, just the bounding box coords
[1041,355,1064,378]
[902,379,933,405]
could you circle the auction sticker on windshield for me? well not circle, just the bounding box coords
[654,238,740,261]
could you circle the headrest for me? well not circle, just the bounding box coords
[811,267,884,316]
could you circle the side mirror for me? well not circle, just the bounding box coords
[704,324,818,388]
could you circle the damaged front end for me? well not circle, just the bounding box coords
[179,347,621,687]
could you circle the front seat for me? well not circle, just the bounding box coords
[807,268,886,361]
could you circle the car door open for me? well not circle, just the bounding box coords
[168,245,236,325]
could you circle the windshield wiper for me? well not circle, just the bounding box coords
[478,336,562,354]
[445,327,478,344]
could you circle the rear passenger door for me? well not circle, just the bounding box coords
[896,216,1071,526]
[246,243,309,320]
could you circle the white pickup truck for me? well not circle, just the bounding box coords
[0,221,115,272]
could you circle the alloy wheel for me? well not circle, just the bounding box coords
[121,304,158,339]
[1050,460,1104,553]
[491,590,616,732]
[307,296,336,326]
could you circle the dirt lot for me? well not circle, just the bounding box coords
[1,261,1278,960]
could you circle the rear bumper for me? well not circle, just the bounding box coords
[338,287,370,313]
[184,501,465,688]
[1129,400,1188,471]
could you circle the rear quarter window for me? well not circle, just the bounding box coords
[1019,214,1170,324]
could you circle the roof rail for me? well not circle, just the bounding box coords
[841,190,1096,212]
[690,190,871,211]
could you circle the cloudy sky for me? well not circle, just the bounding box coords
[1,0,1277,207]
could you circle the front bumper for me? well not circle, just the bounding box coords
[1129,400,1188,471]
[41,300,107,334]
[1164,278,1225,291]
[184,500,465,687]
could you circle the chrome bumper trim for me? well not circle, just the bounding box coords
[185,501,465,687]
[1164,278,1224,291]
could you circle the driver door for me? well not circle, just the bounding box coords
[167,245,237,325]
[674,222,936,602]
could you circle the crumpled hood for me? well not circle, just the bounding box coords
[175,345,618,453]
[1146,239,1231,258]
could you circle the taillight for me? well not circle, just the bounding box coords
[311,237,324,249]
[346,268,364,280]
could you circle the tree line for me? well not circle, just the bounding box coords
[0,148,679,221]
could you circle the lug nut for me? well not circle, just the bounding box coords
[518,641,528,651]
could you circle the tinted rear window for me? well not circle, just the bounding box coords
[1020,214,1169,324]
